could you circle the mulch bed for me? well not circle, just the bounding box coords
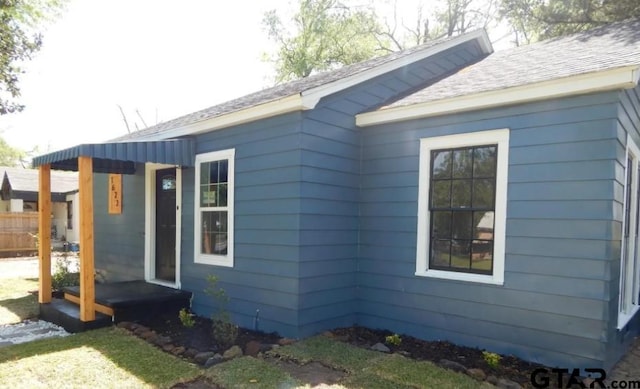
[132,313,565,388]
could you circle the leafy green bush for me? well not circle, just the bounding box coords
[178,308,195,328]
[385,333,402,346]
[52,255,79,290]
[482,351,501,368]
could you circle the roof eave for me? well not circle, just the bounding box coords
[135,30,493,141]
[356,65,640,127]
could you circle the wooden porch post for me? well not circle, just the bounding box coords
[78,156,95,321]
[38,165,52,304]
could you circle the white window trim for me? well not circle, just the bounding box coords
[618,135,640,329]
[194,148,235,267]
[416,129,510,285]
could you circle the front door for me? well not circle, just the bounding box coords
[155,168,176,282]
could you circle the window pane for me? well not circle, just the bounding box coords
[200,162,209,185]
[451,180,471,208]
[452,148,473,178]
[430,240,451,268]
[451,211,473,240]
[431,180,451,208]
[474,211,494,240]
[218,183,228,207]
[451,240,471,269]
[219,160,228,183]
[472,241,493,272]
[201,211,228,255]
[201,185,217,207]
[432,211,451,238]
[209,161,220,184]
[473,179,495,208]
[432,150,452,179]
[473,146,497,177]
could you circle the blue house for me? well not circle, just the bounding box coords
[33,19,640,370]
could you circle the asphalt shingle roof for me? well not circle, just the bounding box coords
[115,32,473,141]
[384,18,640,109]
[1,167,78,194]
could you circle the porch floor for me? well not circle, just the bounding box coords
[40,281,192,333]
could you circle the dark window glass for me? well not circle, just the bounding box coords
[429,145,497,275]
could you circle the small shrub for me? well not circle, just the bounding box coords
[205,274,239,347]
[178,308,195,328]
[52,254,79,290]
[482,351,501,368]
[385,333,402,346]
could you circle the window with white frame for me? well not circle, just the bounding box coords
[416,129,509,285]
[194,149,235,267]
[619,136,640,329]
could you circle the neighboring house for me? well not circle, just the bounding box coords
[1,167,80,242]
[32,19,640,370]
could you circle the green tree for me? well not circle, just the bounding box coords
[0,134,26,166]
[500,0,640,44]
[0,0,65,115]
[262,0,384,83]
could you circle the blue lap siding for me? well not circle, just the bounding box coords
[358,91,622,369]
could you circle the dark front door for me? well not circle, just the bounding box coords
[155,168,176,282]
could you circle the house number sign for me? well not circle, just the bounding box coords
[109,174,122,214]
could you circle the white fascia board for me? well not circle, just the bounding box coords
[356,65,640,127]
[301,29,493,108]
[134,94,309,141]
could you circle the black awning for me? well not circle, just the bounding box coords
[32,139,195,174]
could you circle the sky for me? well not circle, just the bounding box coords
[0,0,508,154]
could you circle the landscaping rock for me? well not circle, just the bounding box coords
[162,344,175,353]
[134,326,149,336]
[467,368,487,381]
[204,354,224,368]
[245,340,261,357]
[278,338,296,346]
[396,350,411,358]
[496,378,522,389]
[371,342,391,353]
[439,359,467,373]
[141,330,157,341]
[153,335,171,346]
[184,348,199,359]
[260,343,279,353]
[171,346,186,356]
[487,375,499,385]
[194,351,216,364]
[116,321,134,330]
[222,345,243,360]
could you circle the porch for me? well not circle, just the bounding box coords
[32,139,195,331]
[40,281,192,333]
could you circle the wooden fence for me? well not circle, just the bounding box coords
[0,212,38,255]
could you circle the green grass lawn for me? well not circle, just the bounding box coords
[1,275,484,388]
[0,277,39,325]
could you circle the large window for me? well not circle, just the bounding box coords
[416,129,509,285]
[194,149,235,267]
[619,136,640,329]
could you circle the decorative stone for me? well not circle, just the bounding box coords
[116,321,134,330]
[245,340,261,357]
[194,351,216,364]
[396,350,411,358]
[260,343,279,353]
[184,348,199,359]
[153,335,171,346]
[496,378,522,389]
[141,330,157,341]
[486,375,499,385]
[371,343,391,353]
[171,346,186,356]
[134,326,149,335]
[467,368,487,381]
[222,345,243,360]
[162,344,174,352]
[439,359,467,373]
[204,354,224,368]
[278,338,296,346]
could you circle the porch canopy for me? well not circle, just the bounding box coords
[32,139,196,173]
[32,138,194,323]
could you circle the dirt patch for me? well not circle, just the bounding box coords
[265,357,346,386]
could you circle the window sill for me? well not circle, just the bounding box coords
[617,306,640,330]
[195,255,233,267]
[415,269,504,285]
